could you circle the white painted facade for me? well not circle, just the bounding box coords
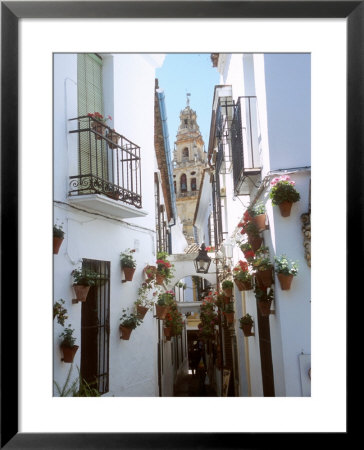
[195,53,311,397]
[53,53,187,397]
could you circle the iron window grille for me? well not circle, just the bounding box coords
[80,258,110,395]
[215,97,234,174]
[231,96,262,195]
[68,116,142,208]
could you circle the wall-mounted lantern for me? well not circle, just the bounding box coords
[194,243,212,274]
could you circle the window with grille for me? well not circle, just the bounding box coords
[180,174,187,192]
[80,258,110,395]
[191,178,197,191]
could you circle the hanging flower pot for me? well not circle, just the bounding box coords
[119,325,133,340]
[258,300,272,317]
[107,130,120,149]
[136,305,149,319]
[223,296,231,304]
[234,279,252,291]
[105,190,120,201]
[164,326,172,338]
[241,323,254,337]
[248,234,263,252]
[252,213,266,231]
[156,272,166,285]
[73,285,90,302]
[155,304,168,320]
[278,201,293,217]
[224,312,235,324]
[277,273,294,290]
[61,344,79,363]
[144,265,157,282]
[91,121,106,140]
[223,287,233,297]
[255,268,274,289]
[53,236,64,255]
[122,266,136,282]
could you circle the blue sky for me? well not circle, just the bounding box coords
[156,53,220,152]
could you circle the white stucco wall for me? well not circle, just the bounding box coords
[53,53,181,397]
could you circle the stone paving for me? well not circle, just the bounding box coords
[173,372,217,397]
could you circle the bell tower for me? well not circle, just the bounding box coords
[173,94,207,244]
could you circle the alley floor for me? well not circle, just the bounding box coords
[173,372,217,397]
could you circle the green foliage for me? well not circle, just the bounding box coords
[251,247,273,272]
[244,221,260,237]
[120,308,143,329]
[239,313,254,326]
[240,242,252,252]
[274,255,298,276]
[71,267,100,286]
[269,178,300,206]
[120,248,137,269]
[53,364,100,397]
[134,282,156,309]
[60,325,76,348]
[222,280,233,289]
[53,223,65,238]
[53,299,68,327]
[247,201,266,216]
[157,291,175,306]
[254,285,274,302]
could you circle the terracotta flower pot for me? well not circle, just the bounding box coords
[248,235,263,252]
[278,201,293,217]
[252,213,266,231]
[255,268,274,288]
[155,272,166,285]
[73,284,90,302]
[223,287,233,297]
[241,323,254,337]
[119,325,133,340]
[223,296,231,304]
[61,345,79,363]
[234,279,252,291]
[91,121,106,140]
[155,304,168,320]
[123,266,135,282]
[136,305,149,319]
[107,131,120,149]
[164,326,172,338]
[277,273,294,290]
[224,312,235,324]
[53,236,64,254]
[105,191,120,200]
[258,300,272,317]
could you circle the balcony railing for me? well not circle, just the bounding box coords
[68,116,142,208]
[231,96,261,195]
[215,97,234,174]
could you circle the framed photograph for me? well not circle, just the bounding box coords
[2,1,358,447]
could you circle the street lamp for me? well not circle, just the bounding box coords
[194,243,212,274]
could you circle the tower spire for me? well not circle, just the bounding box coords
[186,92,191,107]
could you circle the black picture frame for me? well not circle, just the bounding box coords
[1,1,357,448]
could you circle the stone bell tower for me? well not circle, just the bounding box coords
[173,94,207,244]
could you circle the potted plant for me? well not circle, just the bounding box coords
[144,264,157,283]
[247,201,267,231]
[214,293,225,309]
[239,313,254,337]
[251,247,274,289]
[60,325,79,363]
[224,302,235,324]
[233,260,253,291]
[119,308,143,340]
[255,286,274,317]
[134,282,155,319]
[222,279,234,297]
[53,223,65,254]
[155,290,175,319]
[120,249,137,282]
[155,251,174,285]
[106,128,121,149]
[269,174,300,217]
[239,242,255,261]
[71,267,100,302]
[87,112,112,140]
[238,212,263,251]
[163,312,174,340]
[53,299,68,326]
[274,254,298,290]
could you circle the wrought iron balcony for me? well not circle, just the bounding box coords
[215,97,234,174]
[68,116,142,211]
